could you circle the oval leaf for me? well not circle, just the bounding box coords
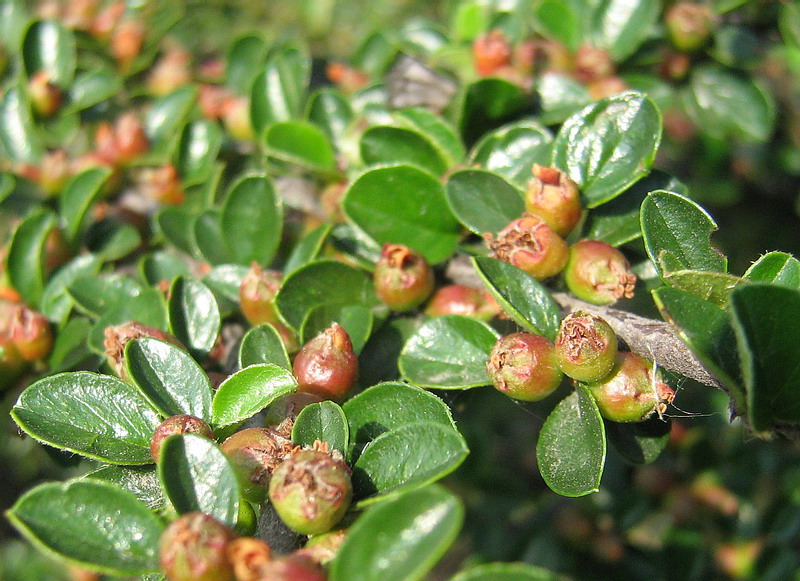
[168,277,221,356]
[40,254,102,324]
[468,120,553,188]
[663,270,744,308]
[11,372,162,464]
[360,125,448,175]
[250,48,310,135]
[0,87,44,163]
[211,364,297,431]
[60,167,113,242]
[399,315,499,389]
[144,85,197,153]
[264,120,337,172]
[88,288,168,354]
[221,174,282,266]
[606,416,671,465]
[292,400,349,454]
[446,170,524,235]
[7,210,55,307]
[67,69,121,112]
[176,120,223,185]
[307,88,354,150]
[22,19,76,85]
[744,252,800,288]
[592,0,660,61]
[451,562,560,581]
[536,386,606,497]
[284,222,332,276]
[300,303,373,355]
[85,465,164,511]
[238,323,292,370]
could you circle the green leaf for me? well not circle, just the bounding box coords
[535,73,591,126]
[360,126,448,175]
[47,317,96,373]
[392,108,465,166]
[353,421,468,502]
[0,87,43,163]
[221,173,282,266]
[176,120,223,185]
[359,318,421,387]
[744,252,800,288]
[445,170,524,235]
[284,222,332,276]
[292,401,349,454]
[11,372,162,464]
[226,34,269,94]
[158,434,240,527]
[87,288,168,354]
[275,260,383,331]
[0,0,30,52]
[641,190,727,276]
[22,20,76,85]
[606,416,671,465]
[60,167,113,242]
[85,220,141,262]
[7,209,56,307]
[40,254,102,324]
[138,252,191,287]
[343,382,456,449]
[552,91,662,207]
[532,0,581,52]
[264,120,337,172]
[144,85,197,155]
[67,69,121,112]
[663,270,744,308]
[681,65,775,142]
[332,485,463,581]
[6,479,163,575]
[211,364,297,432]
[125,338,213,422]
[458,78,533,145]
[300,303,373,355]
[730,284,800,433]
[250,47,310,135]
[472,256,561,340]
[343,164,460,264]
[85,465,164,511]
[781,0,800,47]
[536,386,606,497]
[0,171,14,204]
[398,315,499,389]
[239,323,292,370]
[307,88,354,149]
[467,120,553,188]
[194,209,231,266]
[168,277,220,357]
[157,206,200,257]
[67,273,143,318]
[591,0,660,61]
[450,562,560,581]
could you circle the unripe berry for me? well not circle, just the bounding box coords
[220,428,295,503]
[7,303,53,362]
[585,352,675,423]
[293,323,358,402]
[159,512,235,581]
[665,2,715,53]
[28,72,62,117]
[486,332,563,401]
[268,446,352,536]
[299,527,348,565]
[373,243,434,312]
[256,554,327,581]
[555,311,618,383]
[147,47,192,96]
[0,336,28,392]
[103,322,184,380]
[37,150,72,195]
[524,165,582,237]
[563,239,636,305]
[151,415,214,463]
[473,30,512,77]
[239,264,282,326]
[486,214,569,280]
[225,537,272,581]
[263,392,325,438]
[424,284,500,321]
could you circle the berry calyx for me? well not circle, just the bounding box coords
[151,415,215,463]
[239,263,282,326]
[159,512,235,581]
[220,427,295,503]
[268,444,353,536]
[524,165,582,237]
[486,332,563,401]
[563,239,636,305]
[486,214,569,280]
[555,311,618,383]
[225,537,272,581]
[103,322,184,380]
[293,323,358,401]
[263,392,325,438]
[373,243,434,312]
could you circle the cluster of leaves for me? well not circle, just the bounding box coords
[1,0,800,579]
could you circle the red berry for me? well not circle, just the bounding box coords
[373,243,434,312]
[151,415,214,463]
[486,214,569,280]
[293,323,358,402]
[7,303,53,362]
[563,239,636,305]
[486,332,563,401]
[159,512,235,581]
[424,284,500,321]
[665,2,715,53]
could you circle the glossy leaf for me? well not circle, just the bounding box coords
[6,479,163,575]
[194,209,231,266]
[275,260,382,331]
[606,417,671,465]
[360,126,448,175]
[536,386,606,497]
[591,0,660,61]
[60,167,113,242]
[11,372,162,464]
[730,284,800,433]
[552,92,662,207]
[292,400,349,454]
[144,86,197,153]
[0,87,43,163]
[445,169,524,235]
[226,34,269,94]
[138,252,191,287]
[239,323,292,370]
[300,303,373,355]
[393,108,465,166]
[307,88,354,149]
[641,190,727,276]
[40,254,101,324]
[22,20,76,85]
[663,270,744,308]
[85,465,164,511]
[85,220,141,262]
[352,421,468,501]
[283,222,332,276]
[450,562,560,581]
[744,252,800,288]
[532,0,581,52]
[467,120,553,188]
[264,120,337,172]
[398,315,499,389]
[88,288,168,354]
[535,73,591,126]
[168,277,220,356]
[458,78,533,145]
[331,485,463,581]
[472,256,561,340]
[211,364,297,431]
[176,120,223,185]
[67,273,143,318]
[203,263,249,316]
[221,174,282,266]
[67,69,121,112]
[343,164,460,264]
[7,210,56,307]
[158,434,239,526]
[125,338,213,422]
[47,317,96,373]
[156,207,200,258]
[250,47,310,135]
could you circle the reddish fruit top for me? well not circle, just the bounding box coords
[293,323,358,401]
[220,427,295,503]
[486,214,569,280]
[524,165,582,237]
[373,243,434,312]
[665,2,716,52]
[103,321,184,379]
[257,554,327,581]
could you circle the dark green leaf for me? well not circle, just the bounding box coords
[532,0,581,52]
[641,190,727,276]
[60,167,113,242]
[552,91,662,207]
[176,120,223,185]
[250,47,310,135]
[0,172,14,204]
[781,0,800,47]
[458,78,533,144]
[211,364,297,431]
[536,386,606,497]
[292,401,349,454]
[144,86,197,154]
[343,164,460,264]
[730,284,800,433]
[203,264,249,316]
[360,126,448,175]
[226,34,269,94]
[445,170,524,235]
[472,256,561,340]
[194,209,232,266]
[663,270,745,308]
[138,251,191,287]
[47,317,96,373]
[352,422,468,501]
[398,315,499,389]
[85,465,164,511]
[393,108,465,166]
[221,174,282,266]
[40,254,102,324]
[88,288,168,354]
[535,73,591,126]
[158,434,239,526]
[591,0,660,61]
[157,207,200,257]
[359,318,421,387]
[125,338,213,422]
[606,416,671,465]
[331,485,463,581]
[744,252,800,288]
[307,88,354,149]
[11,372,162,464]
[450,562,560,581]
[300,303,373,355]
[0,87,43,163]
[168,277,220,356]
[22,20,76,85]
[7,209,56,307]
[467,120,553,188]
[67,273,143,318]
[67,69,121,112]
[238,324,292,370]
[85,219,141,262]
[6,479,163,575]
[264,120,337,172]
[284,222,332,276]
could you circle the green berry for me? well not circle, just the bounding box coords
[524,165,582,237]
[563,240,636,305]
[293,322,358,402]
[555,311,618,383]
[665,2,715,52]
[373,243,435,312]
[487,214,568,280]
[486,332,563,401]
[159,512,235,581]
[151,415,214,463]
[239,263,283,326]
[220,427,295,503]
